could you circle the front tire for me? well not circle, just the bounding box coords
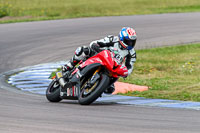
[46,80,62,102]
[78,74,110,105]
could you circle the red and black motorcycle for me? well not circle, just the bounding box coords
[46,48,128,105]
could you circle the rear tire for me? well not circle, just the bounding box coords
[78,74,110,105]
[46,80,62,102]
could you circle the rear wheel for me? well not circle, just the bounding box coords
[78,73,110,105]
[46,80,62,102]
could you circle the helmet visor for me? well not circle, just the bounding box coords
[124,38,136,48]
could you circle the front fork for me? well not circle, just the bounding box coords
[88,67,101,87]
[56,66,102,98]
[56,71,66,88]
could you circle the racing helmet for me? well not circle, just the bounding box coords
[119,27,137,50]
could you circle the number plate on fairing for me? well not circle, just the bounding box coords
[56,72,63,79]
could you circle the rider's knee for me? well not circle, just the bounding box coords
[74,46,90,61]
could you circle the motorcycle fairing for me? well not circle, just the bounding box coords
[61,63,102,99]
[78,50,128,78]
[61,50,128,99]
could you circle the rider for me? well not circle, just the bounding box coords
[60,27,137,94]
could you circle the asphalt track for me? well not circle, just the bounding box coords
[0,12,200,133]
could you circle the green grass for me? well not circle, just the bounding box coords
[1,0,200,23]
[48,43,200,102]
[120,43,200,102]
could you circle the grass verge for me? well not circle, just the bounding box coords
[120,43,200,102]
[1,0,200,23]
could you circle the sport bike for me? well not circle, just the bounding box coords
[46,48,128,105]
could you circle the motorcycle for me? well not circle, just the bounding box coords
[46,48,128,105]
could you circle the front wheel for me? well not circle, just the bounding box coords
[46,80,62,102]
[78,74,110,105]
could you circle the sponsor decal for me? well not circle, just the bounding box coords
[76,74,79,78]
[104,51,108,58]
[123,68,127,71]
[60,92,64,96]
[96,58,102,63]
[124,72,128,75]
[76,70,82,78]
[70,87,73,96]
[72,86,75,96]
[123,31,127,36]
[127,28,135,36]
[67,88,70,96]
[56,72,63,78]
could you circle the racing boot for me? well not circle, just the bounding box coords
[58,60,77,93]
[59,46,91,93]
[104,84,115,94]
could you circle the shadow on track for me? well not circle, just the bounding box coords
[57,100,118,106]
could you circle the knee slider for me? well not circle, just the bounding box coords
[82,46,90,56]
[75,46,90,56]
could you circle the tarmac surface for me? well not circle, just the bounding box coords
[6,61,200,110]
[1,13,200,133]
